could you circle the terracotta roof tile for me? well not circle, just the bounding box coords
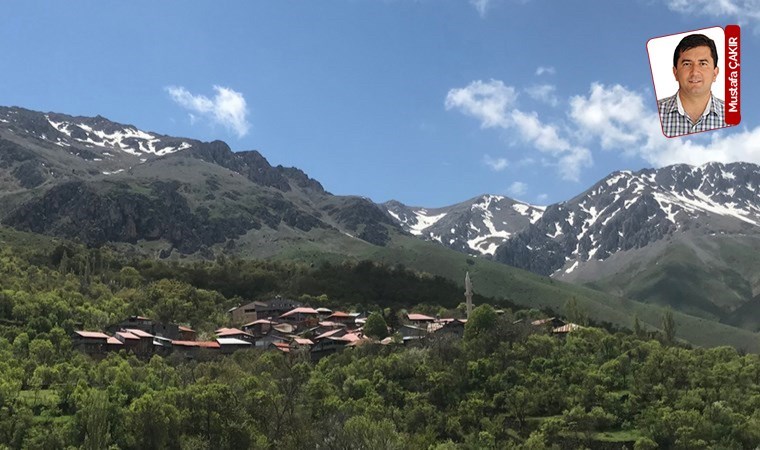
[124,328,153,338]
[115,331,139,340]
[216,328,253,338]
[407,313,436,322]
[74,331,110,339]
[280,307,319,318]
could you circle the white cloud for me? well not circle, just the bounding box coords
[446,80,591,181]
[665,0,760,27]
[448,76,760,183]
[527,84,559,107]
[569,82,760,168]
[483,154,509,171]
[166,85,250,138]
[445,80,516,128]
[569,83,648,151]
[535,66,556,76]
[508,181,528,197]
[536,193,549,203]
[470,0,491,16]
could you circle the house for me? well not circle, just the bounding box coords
[114,331,140,353]
[531,317,566,329]
[242,319,276,337]
[124,328,155,357]
[177,326,196,341]
[398,324,428,341]
[553,323,582,335]
[279,307,320,329]
[313,328,348,341]
[255,333,288,349]
[72,331,110,356]
[217,337,253,354]
[106,336,124,352]
[255,297,303,320]
[293,338,314,348]
[406,313,436,327]
[316,307,333,318]
[215,327,255,343]
[229,300,267,325]
[272,323,295,334]
[310,337,349,360]
[433,319,467,338]
[108,316,180,340]
[171,340,221,358]
[326,311,355,326]
[272,342,291,353]
[153,336,173,356]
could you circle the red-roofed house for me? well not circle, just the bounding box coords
[272,342,291,353]
[553,323,582,335]
[114,331,140,353]
[406,313,436,326]
[326,311,355,325]
[242,319,275,337]
[434,319,467,338]
[124,328,154,356]
[279,307,320,329]
[217,337,253,354]
[72,331,110,356]
[314,328,347,341]
[215,328,255,343]
[531,317,566,329]
[107,316,181,340]
[177,326,196,341]
[106,336,124,352]
[171,340,221,359]
[293,338,314,347]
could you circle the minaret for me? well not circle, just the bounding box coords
[465,271,473,319]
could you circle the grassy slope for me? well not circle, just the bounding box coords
[272,231,760,352]
[584,234,760,330]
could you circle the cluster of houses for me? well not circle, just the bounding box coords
[72,297,581,361]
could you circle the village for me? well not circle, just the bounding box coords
[71,294,582,361]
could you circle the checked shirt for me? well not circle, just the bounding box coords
[658,92,727,137]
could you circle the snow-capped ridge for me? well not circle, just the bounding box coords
[44,115,192,157]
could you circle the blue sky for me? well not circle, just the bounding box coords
[2,1,758,207]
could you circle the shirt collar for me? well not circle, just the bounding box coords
[675,91,714,118]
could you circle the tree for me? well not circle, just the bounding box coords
[464,304,497,341]
[564,297,588,326]
[125,391,179,450]
[662,309,676,345]
[364,312,389,339]
[79,389,111,450]
[633,315,644,338]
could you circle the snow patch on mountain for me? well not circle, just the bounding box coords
[45,116,192,156]
[408,210,447,236]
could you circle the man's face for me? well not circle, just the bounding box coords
[673,45,718,99]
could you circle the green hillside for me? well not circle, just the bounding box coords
[583,234,760,332]
[271,232,760,352]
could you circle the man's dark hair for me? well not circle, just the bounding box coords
[673,34,718,68]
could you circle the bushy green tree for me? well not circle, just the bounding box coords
[364,312,389,339]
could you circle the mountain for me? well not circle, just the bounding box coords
[491,163,760,327]
[380,162,760,330]
[383,195,544,256]
[0,106,400,254]
[2,105,759,349]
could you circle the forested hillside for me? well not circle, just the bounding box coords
[1,238,760,449]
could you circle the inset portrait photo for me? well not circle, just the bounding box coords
[647,27,736,138]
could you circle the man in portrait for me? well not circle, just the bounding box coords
[658,34,727,137]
